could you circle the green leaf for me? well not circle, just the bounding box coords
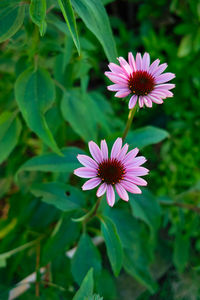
[73,268,94,300]
[41,214,80,265]
[71,0,117,61]
[126,126,169,149]
[0,4,25,43]
[17,146,84,175]
[61,89,97,142]
[173,230,190,273]
[15,68,60,154]
[57,0,80,54]
[71,234,101,285]
[107,209,157,293]
[124,248,158,294]
[29,0,47,36]
[0,111,21,164]
[96,269,116,300]
[31,182,84,211]
[101,216,123,276]
[129,189,161,236]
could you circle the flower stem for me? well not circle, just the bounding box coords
[72,196,102,223]
[122,105,137,141]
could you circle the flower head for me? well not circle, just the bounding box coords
[74,138,149,207]
[105,52,175,109]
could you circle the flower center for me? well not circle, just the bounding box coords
[128,70,155,96]
[97,159,125,185]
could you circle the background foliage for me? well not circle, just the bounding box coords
[0,0,200,299]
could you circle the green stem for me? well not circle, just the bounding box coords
[72,196,102,223]
[122,105,137,141]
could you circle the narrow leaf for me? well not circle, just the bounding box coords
[29,0,47,36]
[101,216,123,276]
[71,0,117,61]
[57,0,80,54]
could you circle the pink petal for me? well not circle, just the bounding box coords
[128,95,138,109]
[97,183,107,197]
[155,72,175,84]
[152,63,167,76]
[106,185,115,207]
[115,90,131,98]
[104,72,128,84]
[107,83,128,91]
[123,174,147,186]
[74,167,97,178]
[115,183,129,201]
[123,148,139,164]
[101,139,108,160]
[117,143,129,161]
[89,141,103,163]
[82,177,101,190]
[111,138,122,159]
[117,56,133,75]
[120,180,142,194]
[143,96,152,108]
[108,62,124,74]
[139,96,144,108]
[136,53,142,70]
[127,167,149,176]
[77,154,98,169]
[128,52,136,72]
[149,59,160,74]
[142,52,150,70]
[149,95,163,104]
[155,83,175,90]
[125,156,147,168]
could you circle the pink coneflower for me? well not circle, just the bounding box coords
[105,52,175,109]
[74,138,149,207]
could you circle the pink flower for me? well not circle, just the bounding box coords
[74,138,149,207]
[105,52,175,109]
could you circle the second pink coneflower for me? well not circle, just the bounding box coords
[74,138,149,207]
[105,52,175,109]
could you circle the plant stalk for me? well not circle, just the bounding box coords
[122,105,137,141]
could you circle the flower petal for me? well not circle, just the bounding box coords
[123,148,139,164]
[104,72,128,84]
[117,143,129,161]
[152,63,168,76]
[88,141,103,163]
[143,96,152,108]
[115,183,129,201]
[123,174,147,186]
[139,96,144,108]
[128,52,136,72]
[111,138,122,159]
[97,182,107,197]
[127,167,149,176]
[115,90,131,98]
[125,156,147,168]
[82,177,101,190]
[117,56,133,75]
[107,83,128,91]
[136,53,142,70]
[128,95,138,109]
[108,62,124,74]
[74,167,97,178]
[106,185,115,207]
[77,154,98,169]
[142,52,150,70]
[101,139,108,160]
[155,83,175,90]
[149,59,160,74]
[120,180,142,194]
[155,72,175,84]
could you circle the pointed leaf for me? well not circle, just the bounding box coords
[73,268,94,300]
[15,68,60,154]
[29,0,47,36]
[57,0,80,54]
